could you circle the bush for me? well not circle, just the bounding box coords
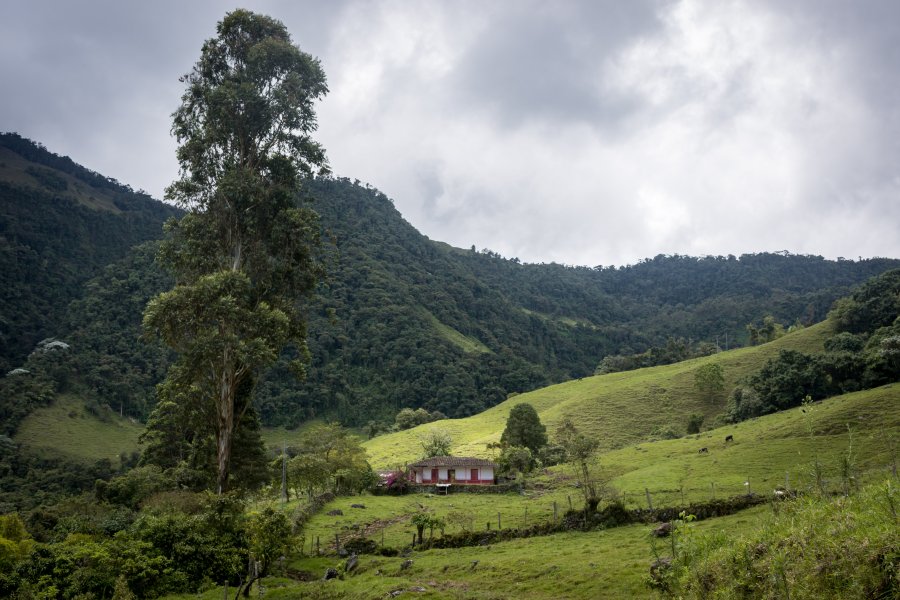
[686,414,704,434]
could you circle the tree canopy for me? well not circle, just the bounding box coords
[500,403,547,453]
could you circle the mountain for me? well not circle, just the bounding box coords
[0,133,181,373]
[2,135,899,430]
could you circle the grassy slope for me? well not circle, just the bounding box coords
[164,505,770,600]
[363,322,834,468]
[13,394,142,465]
[291,382,898,556]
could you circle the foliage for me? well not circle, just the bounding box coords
[497,445,535,479]
[556,419,601,510]
[500,403,548,453]
[745,314,786,345]
[393,407,445,431]
[746,349,829,414]
[692,362,725,402]
[284,423,374,499]
[242,507,293,596]
[596,337,717,375]
[410,511,445,544]
[419,429,454,459]
[829,268,900,334]
[685,413,704,435]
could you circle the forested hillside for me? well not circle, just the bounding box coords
[2,135,899,430]
[0,133,180,373]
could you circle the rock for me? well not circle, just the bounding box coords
[345,553,358,573]
[470,560,479,570]
[351,503,366,509]
[652,522,673,538]
[409,586,427,592]
[323,567,339,580]
[400,559,413,570]
[327,509,344,516]
[649,557,672,583]
[389,590,404,598]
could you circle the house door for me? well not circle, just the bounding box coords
[430,468,438,482]
[470,468,479,482]
[448,469,456,482]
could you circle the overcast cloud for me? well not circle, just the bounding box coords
[2,0,898,266]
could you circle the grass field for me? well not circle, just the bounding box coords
[13,393,142,465]
[292,382,898,558]
[163,504,771,600]
[363,322,834,468]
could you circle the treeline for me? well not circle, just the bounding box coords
[727,269,900,421]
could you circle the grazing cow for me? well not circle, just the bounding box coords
[725,434,734,443]
[698,447,708,454]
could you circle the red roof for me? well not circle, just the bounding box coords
[408,456,496,468]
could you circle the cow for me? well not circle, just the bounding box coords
[698,447,708,454]
[725,434,734,443]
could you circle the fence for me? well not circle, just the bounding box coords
[299,463,897,556]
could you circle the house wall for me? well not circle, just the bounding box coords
[413,465,494,485]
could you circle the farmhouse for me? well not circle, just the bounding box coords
[408,456,496,485]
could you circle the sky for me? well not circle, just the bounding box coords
[2,0,899,267]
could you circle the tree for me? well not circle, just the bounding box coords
[240,508,292,597]
[686,413,704,434]
[693,363,725,402]
[555,419,601,511]
[144,10,328,494]
[497,445,534,481]
[419,429,453,459]
[500,403,547,453]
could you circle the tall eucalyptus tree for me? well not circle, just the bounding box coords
[144,9,328,493]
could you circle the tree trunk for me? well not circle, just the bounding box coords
[216,362,237,495]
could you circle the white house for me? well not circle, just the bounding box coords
[408,456,496,486]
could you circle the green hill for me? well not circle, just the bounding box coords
[363,321,835,467]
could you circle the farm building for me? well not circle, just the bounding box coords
[408,456,496,485]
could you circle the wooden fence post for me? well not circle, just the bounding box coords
[553,501,558,522]
[645,488,653,510]
[498,512,501,529]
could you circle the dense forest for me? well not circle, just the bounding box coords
[0,133,180,374]
[2,134,899,431]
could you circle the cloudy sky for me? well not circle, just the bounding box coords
[2,0,899,267]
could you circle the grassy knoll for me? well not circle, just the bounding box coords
[13,393,142,465]
[363,322,834,468]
